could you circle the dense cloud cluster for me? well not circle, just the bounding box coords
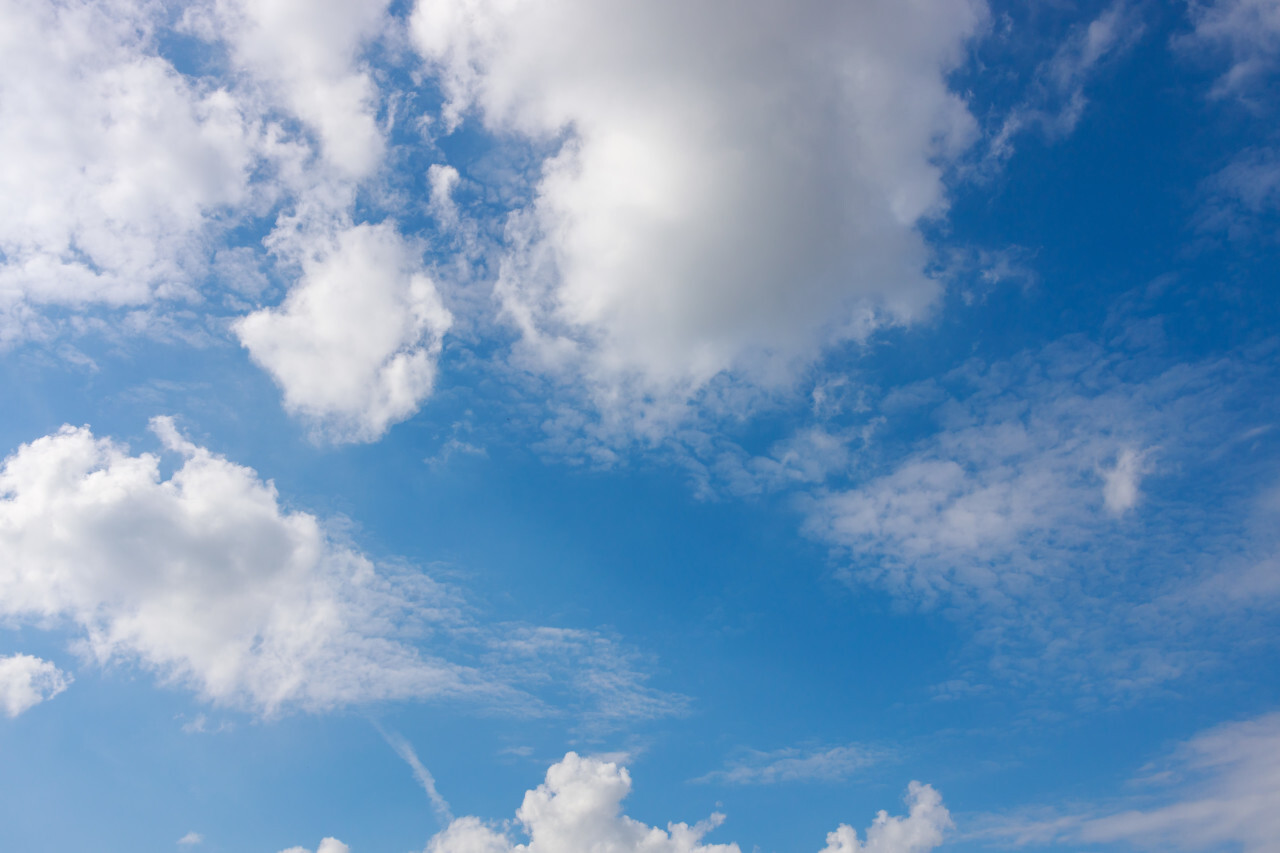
[415,0,985,403]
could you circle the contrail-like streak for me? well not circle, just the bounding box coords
[373,722,453,826]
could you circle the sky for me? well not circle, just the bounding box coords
[1,0,1279,851]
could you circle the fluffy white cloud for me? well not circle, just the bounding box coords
[426,753,950,853]
[979,712,1280,853]
[0,417,480,713]
[178,831,204,845]
[819,783,952,853]
[0,419,683,719]
[235,222,453,442]
[0,0,256,329]
[280,839,350,853]
[413,0,985,404]
[0,654,71,717]
[181,0,392,178]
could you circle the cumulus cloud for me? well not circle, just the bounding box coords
[0,416,479,713]
[412,0,985,408]
[180,0,392,178]
[694,743,884,786]
[426,753,950,853]
[977,711,1280,853]
[235,222,453,442]
[280,839,349,853]
[0,654,71,717]
[0,419,680,719]
[177,831,204,845]
[0,0,256,327]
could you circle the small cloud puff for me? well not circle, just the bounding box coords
[0,654,71,718]
[279,839,349,853]
[1100,447,1152,515]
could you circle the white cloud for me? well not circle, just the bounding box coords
[280,839,349,853]
[235,222,453,442]
[0,654,71,717]
[426,753,950,853]
[0,416,478,714]
[1100,447,1150,514]
[800,334,1275,696]
[378,726,454,825]
[820,783,952,853]
[1197,146,1280,241]
[694,743,884,786]
[0,419,680,720]
[988,2,1144,162]
[1179,0,1280,100]
[178,831,204,845]
[412,0,985,409]
[0,0,257,325]
[181,0,392,178]
[976,712,1280,853]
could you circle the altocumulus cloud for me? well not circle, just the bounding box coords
[0,418,682,720]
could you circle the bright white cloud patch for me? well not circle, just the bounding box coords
[413,0,985,402]
[0,0,255,336]
[177,831,203,845]
[0,417,478,713]
[280,839,349,853]
[0,419,683,720]
[819,783,952,853]
[181,0,391,178]
[425,753,950,853]
[1100,447,1149,514]
[0,654,71,717]
[235,223,452,442]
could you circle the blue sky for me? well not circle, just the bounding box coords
[1,1,1279,851]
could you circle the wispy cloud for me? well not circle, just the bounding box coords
[971,711,1280,852]
[0,418,684,724]
[987,1,1145,164]
[1175,0,1280,102]
[375,725,453,825]
[694,743,886,785]
[799,331,1280,699]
